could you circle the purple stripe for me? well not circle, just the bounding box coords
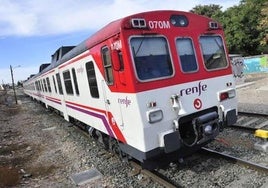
[66,104,114,138]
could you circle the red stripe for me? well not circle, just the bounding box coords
[66,100,103,113]
[45,96,61,102]
[66,100,126,143]
[107,112,126,143]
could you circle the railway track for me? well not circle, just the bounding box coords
[71,110,268,187]
[230,111,268,137]
[129,161,180,188]
[70,119,181,187]
[201,147,268,173]
[52,107,268,186]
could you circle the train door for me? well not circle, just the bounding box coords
[101,45,124,129]
[55,71,69,121]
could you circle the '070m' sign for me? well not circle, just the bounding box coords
[148,20,171,29]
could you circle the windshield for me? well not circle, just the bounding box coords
[130,36,173,81]
[200,36,228,70]
[176,38,198,72]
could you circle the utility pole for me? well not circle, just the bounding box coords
[10,65,18,105]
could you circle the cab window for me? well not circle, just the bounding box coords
[101,46,114,85]
[176,38,198,72]
[200,36,228,70]
[130,36,173,81]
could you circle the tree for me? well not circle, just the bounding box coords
[191,0,267,55]
[258,1,268,53]
[190,4,223,19]
[225,0,266,55]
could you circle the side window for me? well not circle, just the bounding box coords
[43,79,47,92]
[35,81,39,91]
[199,36,228,70]
[34,81,36,91]
[46,77,51,93]
[39,80,45,92]
[56,73,63,95]
[72,68,79,95]
[37,81,40,91]
[176,38,198,72]
[101,46,114,85]
[63,70,74,95]
[40,81,43,91]
[118,51,124,71]
[52,75,57,93]
[86,61,99,98]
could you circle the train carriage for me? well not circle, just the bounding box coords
[23,10,237,169]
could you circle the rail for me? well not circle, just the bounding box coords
[201,147,268,173]
[129,161,179,188]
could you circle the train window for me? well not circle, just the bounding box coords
[176,38,198,72]
[101,46,114,85]
[38,82,40,91]
[63,70,74,95]
[118,51,124,71]
[199,36,228,70]
[56,73,63,95]
[86,61,99,98]
[39,80,44,92]
[43,79,48,92]
[35,81,38,91]
[130,36,173,81]
[46,77,51,93]
[40,80,43,91]
[72,68,79,95]
[52,75,57,93]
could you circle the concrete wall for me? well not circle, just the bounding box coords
[243,55,268,74]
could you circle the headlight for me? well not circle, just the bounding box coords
[170,15,188,27]
[147,109,163,123]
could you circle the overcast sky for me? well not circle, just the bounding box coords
[0,0,240,84]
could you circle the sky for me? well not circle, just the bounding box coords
[0,0,240,84]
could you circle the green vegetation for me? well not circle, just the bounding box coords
[190,0,268,55]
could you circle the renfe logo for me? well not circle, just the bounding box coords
[118,97,131,108]
[180,82,207,97]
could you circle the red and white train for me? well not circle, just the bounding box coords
[24,10,237,169]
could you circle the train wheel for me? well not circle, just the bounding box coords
[109,138,128,161]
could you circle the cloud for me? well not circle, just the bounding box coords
[0,0,198,37]
[0,1,37,36]
[0,0,239,37]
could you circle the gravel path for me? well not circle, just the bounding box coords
[0,90,161,187]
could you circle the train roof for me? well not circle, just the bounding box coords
[26,10,214,82]
[28,17,124,81]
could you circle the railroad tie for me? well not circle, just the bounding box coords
[255,120,268,129]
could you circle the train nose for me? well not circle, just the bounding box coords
[178,111,220,147]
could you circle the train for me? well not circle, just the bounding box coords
[23,10,237,169]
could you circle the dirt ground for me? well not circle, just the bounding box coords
[1,89,111,187]
[0,90,75,187]
[237,73,268,114]
[0,89,158,188]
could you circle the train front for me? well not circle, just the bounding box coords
[117,11,237,168]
